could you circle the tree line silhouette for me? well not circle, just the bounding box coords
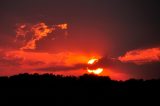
[0,73,160,105]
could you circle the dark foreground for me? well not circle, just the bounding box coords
[0,73,160,105]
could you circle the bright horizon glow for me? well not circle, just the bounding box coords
[87,68,103,74]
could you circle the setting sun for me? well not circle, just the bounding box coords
[88,58,98,64]
[87,58,103,74]
[87,68,103,74]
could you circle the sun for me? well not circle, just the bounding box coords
[87,58,103,74]
[88,58,98,64]
[87,68,103,74]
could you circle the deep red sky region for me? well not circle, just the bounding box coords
[0,0,160,80]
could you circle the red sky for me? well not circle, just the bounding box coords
[0,0,160,80]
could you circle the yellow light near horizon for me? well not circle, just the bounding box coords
[87,68,103,74]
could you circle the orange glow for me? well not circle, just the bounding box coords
[5,51,93,66]
[0,48,103,76]
[87,58,103,74]
[57,23,68,29]
[15,22,68,50]
[118,47,160,64]
[20,23,54,50]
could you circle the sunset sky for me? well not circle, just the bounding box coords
[0,0,160,80]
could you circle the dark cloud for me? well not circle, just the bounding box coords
[36,64,87,72]
[89,56,160,79]
[87,56,115,70]
[113,62,160,79]
[25,61,45,66]
[0,58,22,66]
